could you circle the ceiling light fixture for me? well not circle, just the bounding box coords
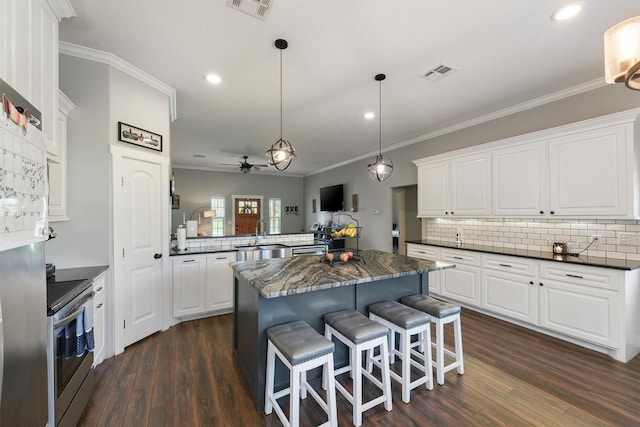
[367,74,393,182]
[550,2,583,21]
[206,73,221,84]
[604,16,640,91]
[266,39,296,171]
[364,112,375,120]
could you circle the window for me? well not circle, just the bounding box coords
[210,197,225,236]
[268,198,281,234]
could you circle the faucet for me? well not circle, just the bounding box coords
[455,228,463,247]
[255,219,267,244]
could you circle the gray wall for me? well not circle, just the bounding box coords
[303,83,640,251]
[171,168,304,235]
[45,56,111,267]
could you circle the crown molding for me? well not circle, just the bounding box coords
[42,0,76,20]
[59,41,178,121]
[171,163,305,178]
[307,77,606,177]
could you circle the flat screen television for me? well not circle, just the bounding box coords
[320,184,344,212]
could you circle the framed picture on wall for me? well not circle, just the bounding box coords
[118,122,163,152]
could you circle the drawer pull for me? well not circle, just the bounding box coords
[216,257,228,260]
[183,259,196,263]
[498,263,512,268]
[96,303,103,309]
[95,286,103,292]
[417,251,425,254]
[453,256,464,260]
[566,274,584,279]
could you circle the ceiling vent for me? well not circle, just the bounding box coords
[227,0,273,21]
[420,64,459,82]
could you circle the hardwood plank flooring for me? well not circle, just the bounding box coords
[79,309,640,426]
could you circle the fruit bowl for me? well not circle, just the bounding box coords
[321,250,360,265]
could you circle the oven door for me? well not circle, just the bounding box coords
[52,290,94,425]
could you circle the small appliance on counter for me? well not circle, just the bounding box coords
[553,242,568,255]
[177,225,187,251]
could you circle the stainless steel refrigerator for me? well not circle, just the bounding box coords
[0,242,48,426]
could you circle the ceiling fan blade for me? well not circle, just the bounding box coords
[220,162,241,166]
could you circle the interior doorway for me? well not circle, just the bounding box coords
[391,185,421,255]
[232,195,264,235]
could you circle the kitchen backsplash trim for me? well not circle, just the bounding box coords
[424,218,640,261]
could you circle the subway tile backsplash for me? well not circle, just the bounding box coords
[424,218,640,261]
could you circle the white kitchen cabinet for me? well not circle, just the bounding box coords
[548,125,632,217]
[416,153,491,217]
[205,252,235,313]
[439,249,481,306]
[92,270,107,366]
[172,255,206,317]
[492,141,547,216]
[406,243,441,294]
[172,252,235,318]
[48,90,74,221]
[481,269,538,324]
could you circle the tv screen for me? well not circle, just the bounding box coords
[320,184,344,212]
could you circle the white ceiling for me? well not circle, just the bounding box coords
[59,1,640,176]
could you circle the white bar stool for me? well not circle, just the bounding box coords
[324,309,392,426]
[401,294,464,385]
[265,320,338,427]
[368,300,433,403]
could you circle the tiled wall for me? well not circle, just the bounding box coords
[424,218,640,261]
[185,233,315,250]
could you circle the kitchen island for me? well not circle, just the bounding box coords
[231,249,454,412]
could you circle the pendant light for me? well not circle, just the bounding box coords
[604,16,640,90]
[266,39,297,171]
[368,74,393,182]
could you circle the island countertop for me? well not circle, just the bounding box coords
[230,249,454,298]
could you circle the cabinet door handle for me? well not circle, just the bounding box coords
[529,281,534,285]
[96,303,103,309]
[95,286,103,292]
[566,274,583,279]
[539,211,544,215]
[498,263,512,268]
[539,282,544,286]
[550,211,555,215]
[154,253,162,259]
[453,256,464,260]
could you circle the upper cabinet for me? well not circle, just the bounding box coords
[48,90,74,221]
[415,109,640,219]
[417,153,491,217]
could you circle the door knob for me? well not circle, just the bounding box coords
[154,253,162,259]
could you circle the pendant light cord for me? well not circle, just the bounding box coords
[378,78,382,155]
[280,47,283,140]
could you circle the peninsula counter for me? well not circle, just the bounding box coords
[230,249,454,412]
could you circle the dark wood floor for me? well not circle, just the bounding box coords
[79,309,640,426]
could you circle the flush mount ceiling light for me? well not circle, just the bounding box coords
[605,16,640,91]
[367,74,393,182]
[266,39,296,171]
[364,112,375,120]
[550,2,583,21]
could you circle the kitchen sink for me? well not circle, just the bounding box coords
[235,244,291,261]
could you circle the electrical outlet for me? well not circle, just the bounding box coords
[591,234,602,244]
[618,232,640,246]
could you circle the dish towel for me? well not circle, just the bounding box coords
[84,298,95,352]
[75,310,85,357]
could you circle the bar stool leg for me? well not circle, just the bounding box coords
[380,339,392,411]
[454,314,464,375]
[424,323,434,391]
[326,354,338,427]
[401,329,412,403]
[265,341,276,415]
[435,319,446,385]
[353,348,363,426]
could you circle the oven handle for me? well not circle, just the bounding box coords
[53,292,94,329]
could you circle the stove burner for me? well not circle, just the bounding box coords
[47,279,91,316]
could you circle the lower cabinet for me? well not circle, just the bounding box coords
[407,244,441,294]
[408,243,637,362]
[172,252,235,318]
[92,270,107,366]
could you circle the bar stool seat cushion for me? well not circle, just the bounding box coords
[369,300,430,329]
[401,294,461,318]
[324,309,388,344]
[266,320,335,365]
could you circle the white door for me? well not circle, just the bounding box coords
[116,155,164,348]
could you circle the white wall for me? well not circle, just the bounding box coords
[171,168,305,235]
[303,83,640,251]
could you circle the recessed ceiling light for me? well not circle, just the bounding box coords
[551,2,583,21]
[206,73,221,84]
[364,112,375,120]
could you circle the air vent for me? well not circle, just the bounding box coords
[420,64,459,82]
[227,0,273,21]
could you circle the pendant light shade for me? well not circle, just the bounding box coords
[604,16,640,91]
[368,73,393,182]
[267,39,297,171]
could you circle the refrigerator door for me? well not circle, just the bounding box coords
[0,242,48,426]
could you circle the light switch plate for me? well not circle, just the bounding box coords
[618,232,640,246]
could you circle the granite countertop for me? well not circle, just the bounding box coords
[406,239,640,271]
[170,242,324,257]
[230,249,455,298]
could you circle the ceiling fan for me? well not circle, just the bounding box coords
[220,155,268,173]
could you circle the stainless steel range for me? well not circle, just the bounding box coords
[47,277,94,427]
